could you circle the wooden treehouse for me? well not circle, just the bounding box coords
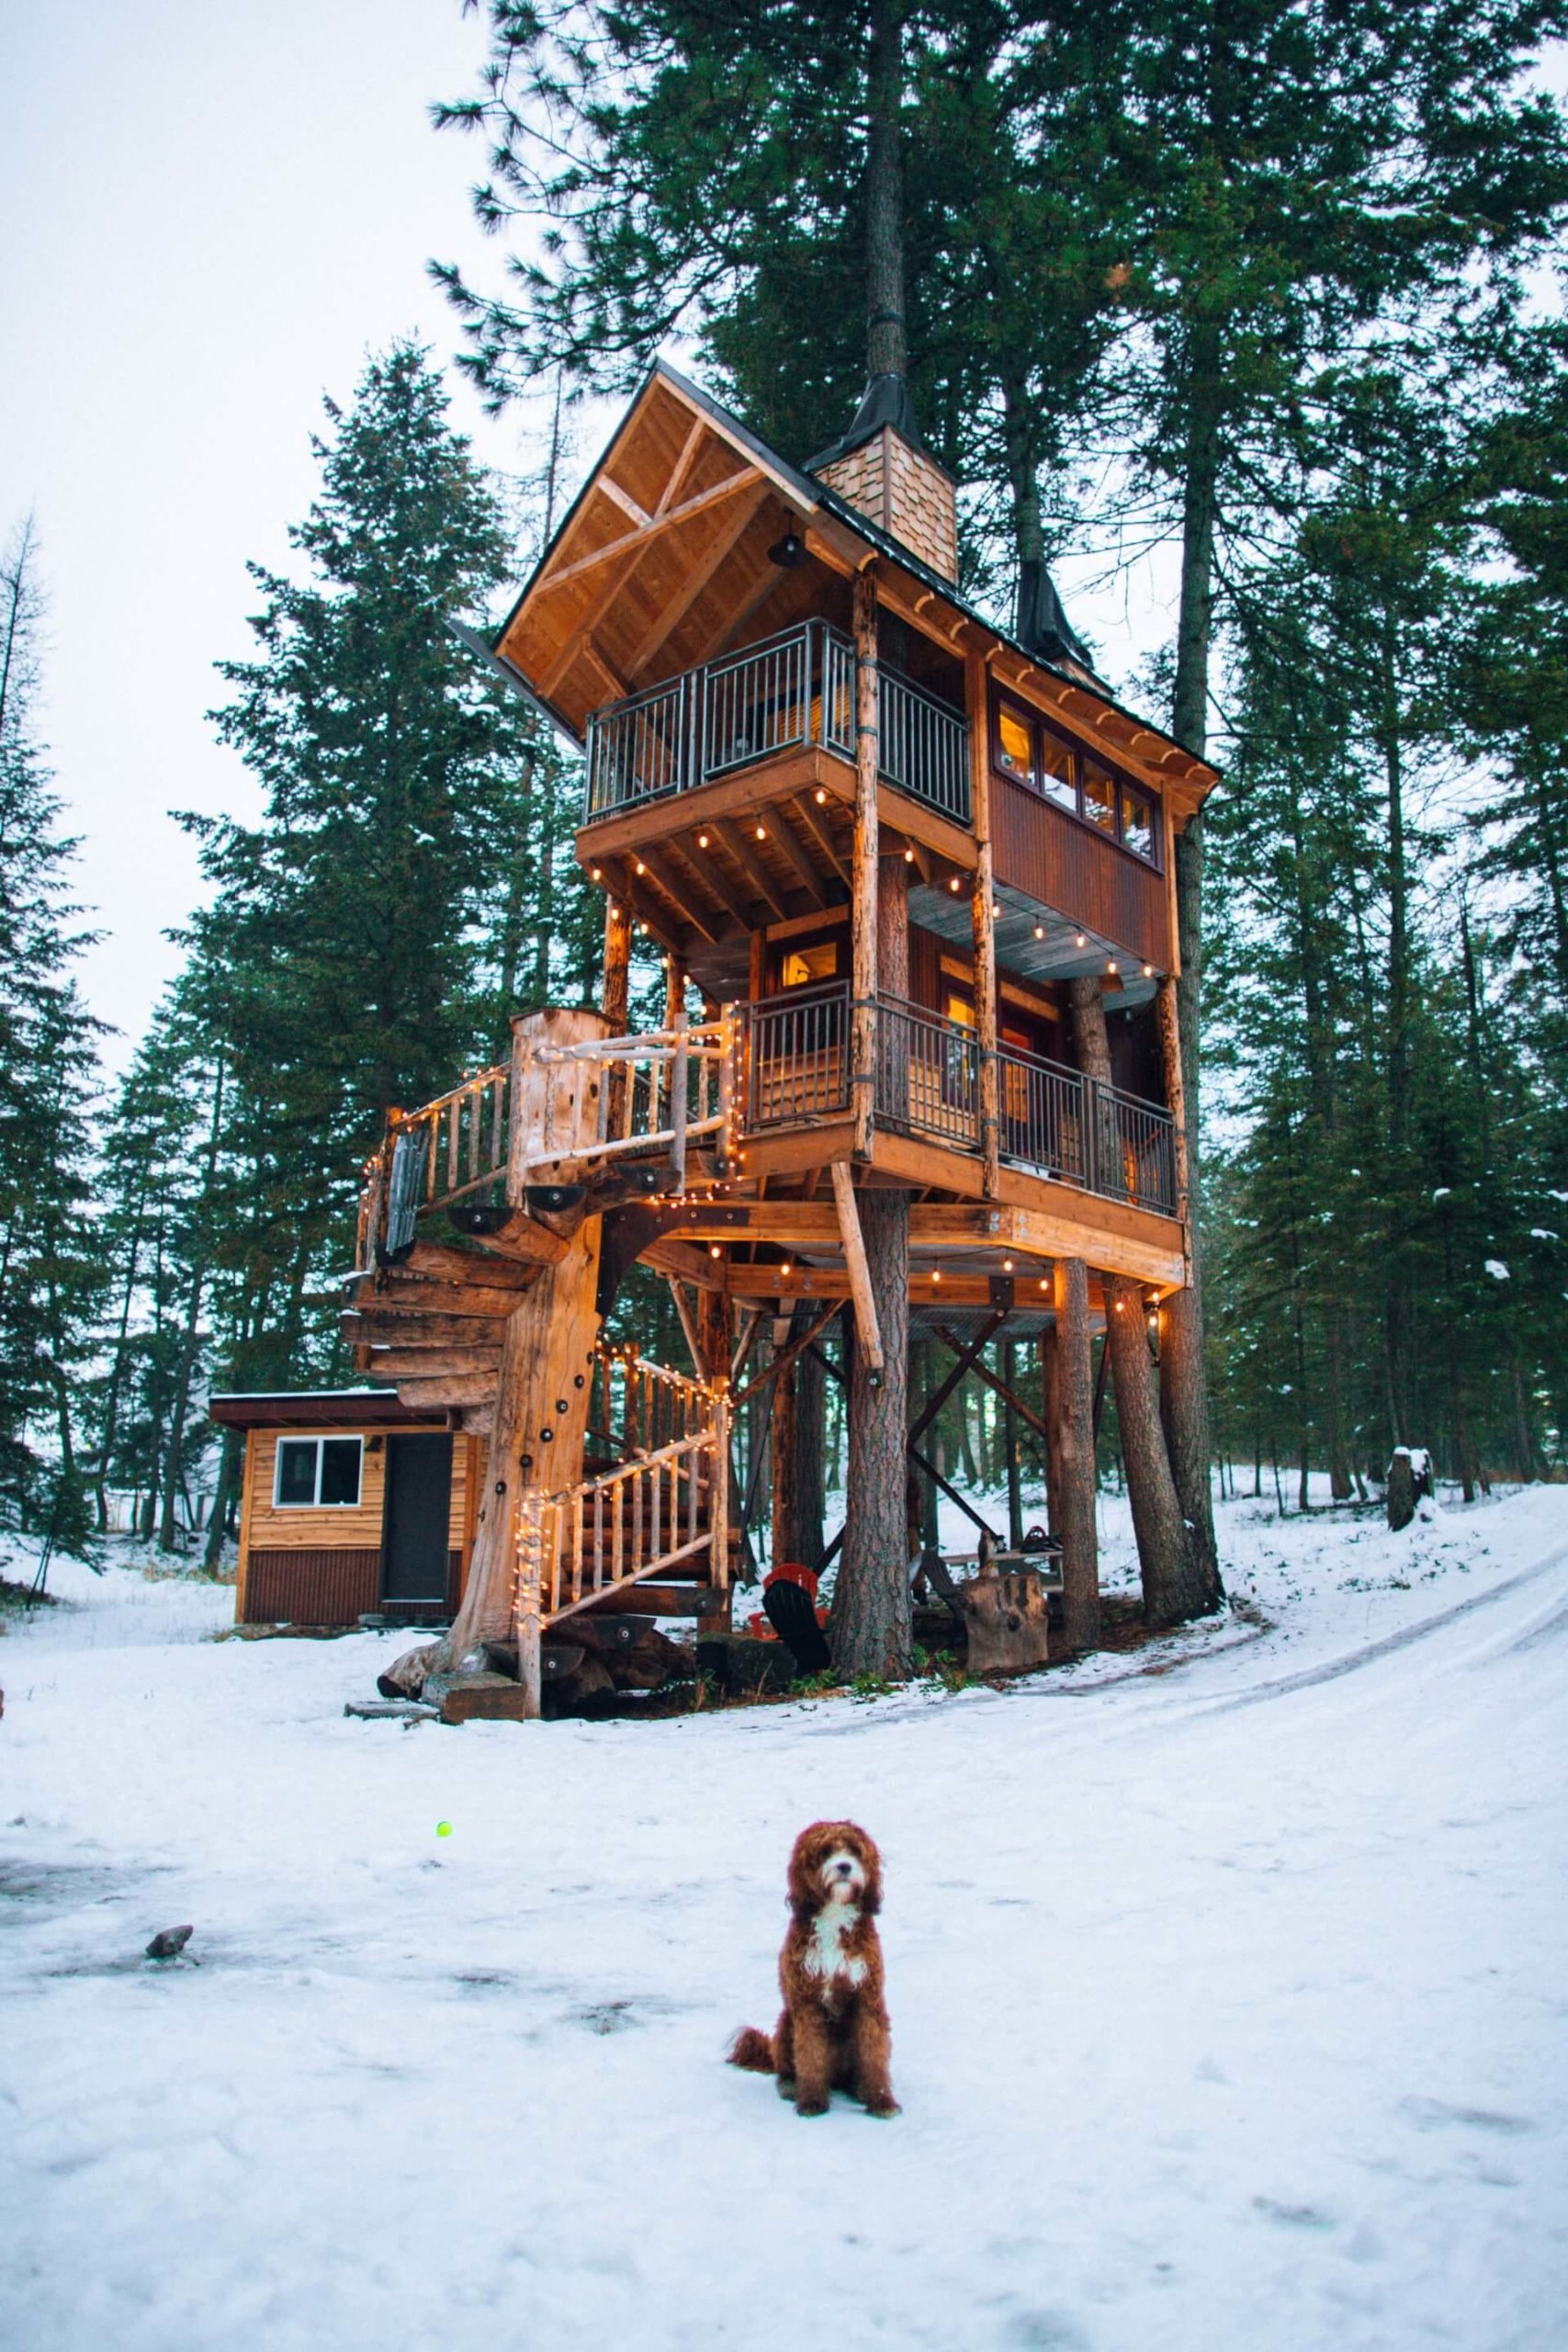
[345,363,1216,1712]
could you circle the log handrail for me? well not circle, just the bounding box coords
[513,1375,731,1633]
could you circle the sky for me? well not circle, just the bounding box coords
[0,1,579,1073]
[40,5,1562,1088]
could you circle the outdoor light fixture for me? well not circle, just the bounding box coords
[755,824,766,841]
[815,787,828,805]
[904,846,914,863]
[1075,933,1087,948]
[1143,964,1154,978]
[1107,959,1119,975]
[768,526,807,568]
[697,831,709,848]
[635,860,646,874]
[949,876,961,893]
[710,1245,722,1260]
[1033,923,1044,940]
[591,865,603,881]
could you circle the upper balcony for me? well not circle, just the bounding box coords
[584,617,971,831]
[576,615,1176,999]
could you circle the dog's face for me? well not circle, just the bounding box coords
[787,1820,883,1918]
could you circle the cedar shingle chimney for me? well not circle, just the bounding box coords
[807,375,958,584]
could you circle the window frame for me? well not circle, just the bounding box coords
[989,691,1163,870]
[272,1433,365,1510]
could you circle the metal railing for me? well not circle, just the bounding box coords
[877,667,971,824]
[746,981,850,1127]
[741,983,1178,1216]
[584,619,967,826]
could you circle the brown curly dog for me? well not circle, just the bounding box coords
[728,1820,898,2118]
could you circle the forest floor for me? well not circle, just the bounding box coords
[2,1481,1565,2350]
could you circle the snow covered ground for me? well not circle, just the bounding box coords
[3,1484,1566,2351]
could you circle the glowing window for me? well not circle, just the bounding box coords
[780,941,839,988]
[1038,729,1077,811]
[995,702,1033,782]
[1121,788,1155,862]
[1082,763,1117,833]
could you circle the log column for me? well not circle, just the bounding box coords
[1070,976,1199,1627]
[1051,1255,1100,1648]
[851,563,880,1159]
[447,1006,610,1706]
[1156,974,1222,1605]
[966,645,999,1196]
[837,1182,913,1679]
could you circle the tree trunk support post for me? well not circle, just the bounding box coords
[851,563,880,1160]
[1052,1256,1100,1649]
[966,645,1000,1197]
[830,1162,885,1376]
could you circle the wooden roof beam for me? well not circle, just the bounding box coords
[714,816,789,921]
[624,481,771,679]
[527,470,758,604]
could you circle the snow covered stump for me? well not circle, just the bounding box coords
[1385,1445,1434,1532]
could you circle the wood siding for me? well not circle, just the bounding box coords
[992,776,1168,969]
[240,1546,466,1627]
[243,1548,381,1626]
[243,1426,470,1554]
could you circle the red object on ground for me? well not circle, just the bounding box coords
[764,1562,827,1625]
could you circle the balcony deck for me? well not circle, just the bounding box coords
[577,616,1174,989]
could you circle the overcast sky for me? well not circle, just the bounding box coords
[2,2,564,1070]
[29,8,1551,1080]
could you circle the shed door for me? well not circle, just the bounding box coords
[381,1433,453,1603]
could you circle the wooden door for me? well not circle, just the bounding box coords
[381,1433,453,1604]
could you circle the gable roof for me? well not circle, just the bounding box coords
[487,360,1217,812]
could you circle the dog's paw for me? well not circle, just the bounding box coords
[863,2097,901,2119]
[795,2096,829,2117]
[775,2076,795,2101]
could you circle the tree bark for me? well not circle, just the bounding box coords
[835,1185,912,1678]
[1154,978,1220,1600]
[1052,1256,1100,1649]
[864,0,908,383]
[1072,978,1205,1623]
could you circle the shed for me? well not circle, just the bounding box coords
[208,1390,481,1629]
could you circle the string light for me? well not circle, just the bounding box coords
[635,860,647,875]
[949,876,961,894]
[1143,964,1154,978]
[1033,923,1044,940]
[1107,958,1118,975]
[1075,933,1087,949]
[815,787,828,805]
[904,846,914,863]
[591,865,603,882]
[1003,1259,1014,1272]
[697,831,710,848]
[755,823,767,841]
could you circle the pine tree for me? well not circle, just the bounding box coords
[0,519,106,1559]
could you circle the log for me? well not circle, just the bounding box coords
[367,1345,503,1381]
[1052,1257,1100,1648]
[396,1240,542,1289]
[344,1310,510,1348]
[960,1564,1051,1675]
[851,563,880,1158]
[834,1183,913,1679]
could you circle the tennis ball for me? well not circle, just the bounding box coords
[435,1820,453,1838]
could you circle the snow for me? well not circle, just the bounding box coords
[4,1487,1568,2351]
[1485,1260,1511,1281]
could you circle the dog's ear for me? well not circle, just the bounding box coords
[856,1829,884,1915]
[787,1823,826,1917]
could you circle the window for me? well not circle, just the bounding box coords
[779,938,840,989]
[990,693,1161,865]
[1082,760,1117,834]
[274,1435,363,1509]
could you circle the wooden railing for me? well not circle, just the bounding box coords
[583,619,970,828]
[590,1342,715,1463]
[515,1378,731,1632]
[521,1012,735,1183]
[358,1012,739,1261]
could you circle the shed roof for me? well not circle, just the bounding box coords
[208,1390,440,1430]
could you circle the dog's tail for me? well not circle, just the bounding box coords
[727,2026,776,2074]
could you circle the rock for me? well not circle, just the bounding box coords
[145,1925,193,1961]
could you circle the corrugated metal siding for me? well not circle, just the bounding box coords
[993,778,1168,969]
[243,1549,380,1626]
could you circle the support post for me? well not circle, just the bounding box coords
[851,564,880,1159]
[444,1007,609,1670]
[515,1489,546,1719]
[966,646,999,1195]
[830,1162,885,1374]
[1070,976,1201,1624]
[1156,973,1222,1603]
[1053,1256,1100,1649]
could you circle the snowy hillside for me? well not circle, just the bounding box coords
[2,1485,1565,2351]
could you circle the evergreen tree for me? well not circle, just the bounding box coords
[0,519,106,1559]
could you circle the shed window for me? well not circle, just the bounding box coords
[274,1436,363,1509]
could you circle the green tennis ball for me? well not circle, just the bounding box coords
[435,1820,453,1838]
